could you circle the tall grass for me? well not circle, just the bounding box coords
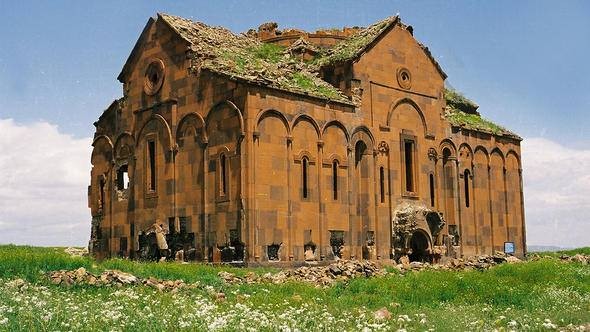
[0,245,588,330]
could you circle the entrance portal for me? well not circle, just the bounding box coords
[409,231,430,262]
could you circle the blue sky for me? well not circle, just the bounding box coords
[0,1,588,247]
[1,1,589,145]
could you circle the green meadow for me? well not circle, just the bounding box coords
[0,245,588,331]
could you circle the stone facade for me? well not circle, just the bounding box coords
[89,13,526,263]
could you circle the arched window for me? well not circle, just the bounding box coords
[147,140,156,191]
[220,153,227,196]
[403,139,415,192]
[302,157,309,199]
[332,160,338,200]
[429,173,435,207]
[464,169,470,208]
[379,166,385,203]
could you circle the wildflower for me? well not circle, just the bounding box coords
[0,317,7,325]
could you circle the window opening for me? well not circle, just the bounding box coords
[404,140,414,192]
[147,140,156,191]
[379,166,385,203]
[429,174,435,207]
[464,169,470,207]
[220,154,227,196]
[116,165,129,191]
[332,160,338,200]
[302,157,309,198]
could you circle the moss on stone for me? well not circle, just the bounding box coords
[443,88,519,138]
[444,87,479,115]
[160,13,351,104]
[313,17,396,67]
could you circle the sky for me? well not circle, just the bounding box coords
[0,1,588,248]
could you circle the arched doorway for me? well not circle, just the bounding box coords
[409,230,430,262]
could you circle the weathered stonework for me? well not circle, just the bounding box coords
[89,13,526,263]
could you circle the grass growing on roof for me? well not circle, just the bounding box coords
[444,87,517,137]
[445,109,510,136]
[444,87,479,114]
[313,17,394,67]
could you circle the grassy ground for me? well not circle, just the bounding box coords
[0,245,588,331]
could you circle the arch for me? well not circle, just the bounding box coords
[176,112,207,142]
[321,120,350,143]
[408,229,432,262]
[386,98,428,134]
[350,125,375,148]
[255,109,290,136]
[490,147,505,165]
[458,143,474,156]
[326,153,346,165]
[291,113,321,139]
[474,146,490,164]
[91,135,114,165]
[294,150,315,162]
[135,114,174,152]
[92,135,114,150]
[506,150,522,169]
[439,139,457,158]
[114,132,135,159]
[205,100,244,136]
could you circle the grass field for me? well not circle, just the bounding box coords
[0,245,588,331]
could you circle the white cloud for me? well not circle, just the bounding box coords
[522,137,590,248]
[0,119,92,246]
[0,119,587,249]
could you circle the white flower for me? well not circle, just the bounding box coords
[0,317,7,325]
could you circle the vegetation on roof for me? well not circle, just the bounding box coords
[312,17,397,67]
[159,13,351,104]
[444,87,479,115]
[444,88,518,138]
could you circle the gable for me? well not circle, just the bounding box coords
[117,16,190,84]
[354,24,446,98]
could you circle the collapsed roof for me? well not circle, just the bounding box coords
[119,13,519,138]
[159,13,351,104]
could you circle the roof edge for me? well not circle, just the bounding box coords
[202,69,357,108]
[117,17,156,83]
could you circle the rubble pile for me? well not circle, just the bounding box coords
[219,260,384,287]
[395,252,521,272]
[48,268,188,292]
[559,254,589,265]
[64,247,89,257]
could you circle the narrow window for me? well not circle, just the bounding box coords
[99,176,106,209]
[220,154,227,196]
[332,160,338,200]
[302,157,309,199]
[379,166,385,203]
[147,140,156,191]
[404,140,414,192]
[119,237,127,257]
[464,169,470,208]
[429,174,435,207]
[168,217,176,234]
[117,165,129,190]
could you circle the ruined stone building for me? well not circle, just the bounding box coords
[89,13,526,263]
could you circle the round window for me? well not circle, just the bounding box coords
[144,59,165,96]
[397,67,412,90]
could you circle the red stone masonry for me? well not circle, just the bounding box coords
[89,13,525,264]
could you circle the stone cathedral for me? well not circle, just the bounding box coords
[88,13,526,264]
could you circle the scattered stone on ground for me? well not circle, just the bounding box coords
[218,260,384,287]
[48,268,188,292]
[46,252,588,291]
[217,253,531,287]
[64,247,89,257]
[374,307,392,321]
